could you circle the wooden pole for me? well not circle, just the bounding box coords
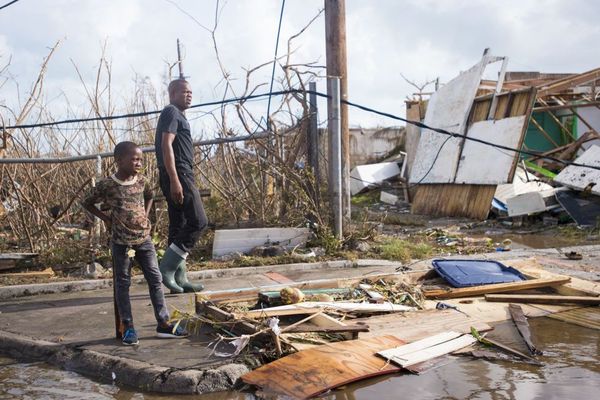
[325,0,350,230]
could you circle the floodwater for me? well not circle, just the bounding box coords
[1,318,599,399]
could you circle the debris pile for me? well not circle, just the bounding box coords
[184,256,600,398]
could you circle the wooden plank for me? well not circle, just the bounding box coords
[423,277,571,299]
[238,301,414,319]
[195,301,258,335]
[471,327,541,364]
[509,304,542,355]
[212,227,309,258]
[199,269,431,304]
[283,324,369,334]
[378,334,476,367]
[0,268,54,279]
[547,307,600,330]
[237,307,322,319]
[508,258,600,297]
[486,294,600,305]
[378,331,463,359]
[262,272,294,284]
[355,309,492,341]
[241,335,406,399]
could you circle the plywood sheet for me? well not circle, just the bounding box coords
[454,116,528,184]
[241,335,405,399]
[547,307,600,330]
[355,309,491,341]
[410,60,487,184]
[411,184,496,219]
[212,227,309,258]
[554,145,600,195]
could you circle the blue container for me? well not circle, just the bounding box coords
[432,259,526,288]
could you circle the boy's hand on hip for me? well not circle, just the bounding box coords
[171,181,184,205]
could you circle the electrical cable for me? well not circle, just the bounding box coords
[0,0,20,11]
[2,88,600,172]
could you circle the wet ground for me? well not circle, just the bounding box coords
[1,317,599,399]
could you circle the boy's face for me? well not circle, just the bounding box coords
[116,147,143,176]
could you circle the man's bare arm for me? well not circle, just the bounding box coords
[161,132,184,204]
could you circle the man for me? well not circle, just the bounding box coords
[154,79,207,293]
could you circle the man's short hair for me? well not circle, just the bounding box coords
[114,141,139,160]
[168,79,189,97]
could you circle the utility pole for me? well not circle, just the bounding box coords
[176,38,185,79]
[325,0,350,233]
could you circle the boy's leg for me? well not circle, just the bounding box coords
[133,238,170,325]
[111,242,134,330]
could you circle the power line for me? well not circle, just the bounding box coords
[2,88,600,172]
[265,0,286,132]
[0,0,20,11]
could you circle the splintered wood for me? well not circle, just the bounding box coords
[241,335,406,399]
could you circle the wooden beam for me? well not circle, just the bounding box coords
[537,67,600,97]
[195,301,258,335]
[423,277,571,300]
[533,100,600,112]
[529,116,561,148]
[486,294,600,305]
[509,304,542,355]
[0,268,54,279]
[283,325,369,334]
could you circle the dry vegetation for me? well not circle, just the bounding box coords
[0,5,330,265]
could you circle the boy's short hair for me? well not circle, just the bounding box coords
[114,141,139,160]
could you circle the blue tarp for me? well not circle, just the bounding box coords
[432,259,526,288]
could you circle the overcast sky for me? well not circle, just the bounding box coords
[1,0,599,137]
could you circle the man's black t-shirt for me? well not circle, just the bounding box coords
[155,104,194,172]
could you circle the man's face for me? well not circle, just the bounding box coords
[117,147,143,176]
[171,82,193,110]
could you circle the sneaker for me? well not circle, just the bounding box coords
[122,328,139,346]
[156,324,189,339]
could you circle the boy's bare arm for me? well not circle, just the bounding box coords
[145,198,153,219]
[83,204,111,226]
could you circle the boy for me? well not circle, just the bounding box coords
[82,141,188,345]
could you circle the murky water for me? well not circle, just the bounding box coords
[1,318,599,399]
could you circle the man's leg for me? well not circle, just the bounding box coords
[133,238,170,325]
[158,170,185,293]
[172,171,207,292]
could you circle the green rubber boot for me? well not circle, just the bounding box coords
[159,248,184,294]
[174,262,205,293]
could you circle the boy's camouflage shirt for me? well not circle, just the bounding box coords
[82,174,153,245]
